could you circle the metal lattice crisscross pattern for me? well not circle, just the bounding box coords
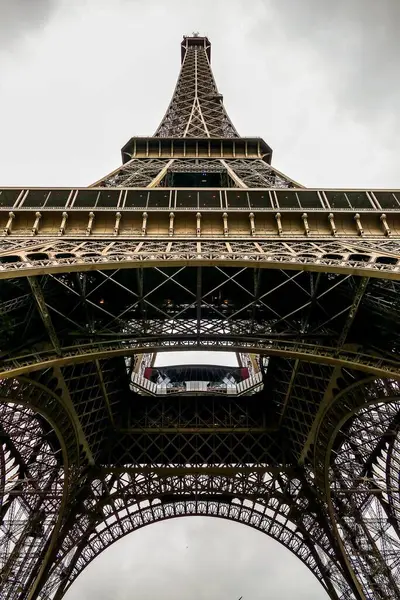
[39,470,353,600]
[1,33,400,600]
[97,157,295,188]
[155,39,239,138]
[313,379,400,599]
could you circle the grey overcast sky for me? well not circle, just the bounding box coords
[1,0,399,598]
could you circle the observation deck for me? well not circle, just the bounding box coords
[0,188,399,241]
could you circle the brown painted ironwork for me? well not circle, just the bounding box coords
[0,35,399,600]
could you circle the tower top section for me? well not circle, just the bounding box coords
[154,34,238,138]
[181,34,211,63]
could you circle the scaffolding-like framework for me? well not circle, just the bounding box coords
[0,35,400,600]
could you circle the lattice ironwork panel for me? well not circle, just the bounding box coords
[155,38,238,139]
[38,470,352,600]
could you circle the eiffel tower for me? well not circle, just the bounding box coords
[1,34,400,600]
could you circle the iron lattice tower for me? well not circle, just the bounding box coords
[0,35,400,600]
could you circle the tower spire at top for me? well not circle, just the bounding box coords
[154,35,238,138]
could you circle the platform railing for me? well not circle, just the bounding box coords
[130,370,263,396]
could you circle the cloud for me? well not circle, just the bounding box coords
[225,0,400,186]
[2,0,400,188]
[0,0,57,48]
[65,518,326,600]
[265,0,400,120]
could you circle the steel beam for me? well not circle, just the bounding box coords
[28,276,61,355]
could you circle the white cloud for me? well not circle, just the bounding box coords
[155,351,238,367]
[2,0,400,188]
[64,518,326,599]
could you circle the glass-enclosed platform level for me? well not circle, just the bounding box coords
[1,188,399,239]
[2,187,400,211]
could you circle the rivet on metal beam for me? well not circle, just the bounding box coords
[354,213,364,236]
[3,211,15,236]
[249,212,255,236]
[222,212,229,237]
[169,212,175,236]
[380,213,391,236]
[328,213,337,236]
[58,212,68,236]
[301,212,309,236]
[275,212,282,236]
[31,211,42,236]
[86,212,95,236]
[142,212,148,236]
[114,212,122,236]
[196,212,202,237]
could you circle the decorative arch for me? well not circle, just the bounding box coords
[42,471,352,600]
[0,375,80,600]
[1,339,399,383]
[1,238,400,281]
[314,377,400,599]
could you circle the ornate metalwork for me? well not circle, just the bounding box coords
[0,34,399,600]
[97,158,294,188]
[155,36,238,138]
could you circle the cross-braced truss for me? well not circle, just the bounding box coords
[41,470,353,600]
[154,36,238,138]
[1,33,400,600]
[0,376,78,600]
[97,157,294,188]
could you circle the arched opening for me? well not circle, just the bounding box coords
[63,518,330,600]
[315,378,400,599]
[322,253,343,261]
[43,468,351,599]
[0,376,79,599]
[0,265,398,600]
[0,254,21,264]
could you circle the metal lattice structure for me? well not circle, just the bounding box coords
[1,34,400,600]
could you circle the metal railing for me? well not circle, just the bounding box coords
[130,370,263,396]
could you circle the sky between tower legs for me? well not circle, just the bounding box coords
[1,1,399,598]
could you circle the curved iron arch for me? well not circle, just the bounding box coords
[0,339,399,382]
[385,422,400,534]
[0,376,82,464]
[1,239,400,281]
[41,470,353,600]
[62,507,335,597]
[0,376,80,599]
[314,377,400,599]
